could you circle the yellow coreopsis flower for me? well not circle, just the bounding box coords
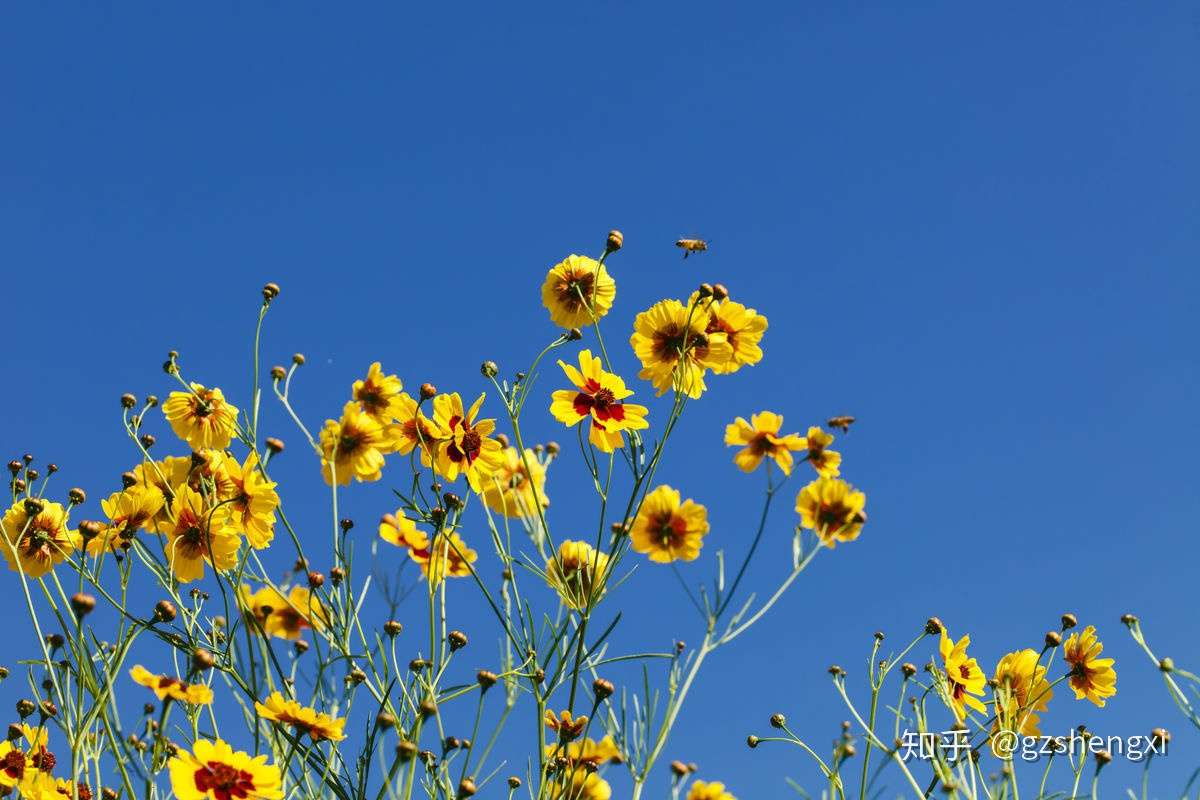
[319,401,397,485]
[544,736,623,767]
[794,477,866,547]
[545,709,589,741]
[801,426,841,477]
[0,500,78,578]
[129,665,214,705]
[546,539,610,610]
[630,299,733,398]
[256,691,347,742]
[379,513,430,550]
[542,254,616,329]
[689,292,768,375]
[990,649,1053,749]
[164,485,240,583]
[222,453,279,549]
[1063,625,1117,707]
[392,392,443,465]
[724,412,807,475]
[168,738,283,800]
[629,486,709,563]
[480,448,549,518]
[939,630,988,719]
[163,384,240,450]
[411,531,477,585]
[27,774,93,800]
[547,770,612,800]
[0,741,31,791]
[430,393,504,493]
[688,781,737,800]
[550,349,649,452]
[240,585,327,640]
[352,361,405,423]
[131,455,194,528]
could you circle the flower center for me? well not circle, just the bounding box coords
[196,761,256,800]
[3,750,25,778]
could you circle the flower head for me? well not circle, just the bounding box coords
[688,781,737,800]
[629,486,709,563]
[240,585,327,640]
[256,691,346,741]
[939,630,987,719]
[543,736,623,768]
[801,426,841,477]
[724,412,806,475]
[542,254,616,328]
[352,362,405,423]
[379,513,430,550]
[90,485,165,554]
[129,665,213,705]
[1,501,78,578]
[430,393,504,493]
[163,384,240,450]
[546,770,611,800]
[690,293,767,375]
[546,540,610,610]
[164,485,240,583]
[168,738,282,800]
[223,453,279,550]
[545,709,589,741]
[131,455,194,528]
[794,477,865,547]
[990,649,1053,747]
[1063,625,1117,707]
[480,448,549,518]
[630,299,733,398]
[551,350,649,452]
[319,402,397,485]
[410,531,478,585]
[392,392,443,465]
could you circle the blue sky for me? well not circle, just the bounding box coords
[2,2,1198,797]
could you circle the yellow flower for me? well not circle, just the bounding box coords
[430,393,504,493]
[990,649,1053,748]
[801,426,841,477]
[1063,625,1117,707]
[410,531,477,585]
[794,477,866,547]
[480,448,549,518]
[690,293,767,375]
[688,781,737,800]
[544,736,623,767]
[0,501,78,578]
[541,254,616,328]
[164,485,240,583]
[163,384,240,450]
[168,738,282,800]
[352,361,405,423]
[939,630,988,719]
[547,770,611,800]
[222,453,279,549]
[724,412,807,475]
[550,350,649,452]
[131,455,194,528]
[255,691,346,742]
[129,665,213,705]
[90,485,166,554]
[319,401,397,485]
[544,709,589,741]
[392,392,443,465]
[0,741,30,789]
[630,299,733,398]
[379,513,430,550]
[546,540,610,610]
[240,585,327,640]
[629,486,709,563]
[26,774,93,800]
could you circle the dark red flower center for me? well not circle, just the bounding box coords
[3,750,25,778]
[195,761,256,800]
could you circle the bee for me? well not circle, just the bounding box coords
[827,415,856,433]
[675,238,708,259]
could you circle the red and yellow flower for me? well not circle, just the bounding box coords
[163,384,240,450]
[479,448,549,518]
[629,486,709,563]
[319,402,397,485]
[724,412,806,475]
[164,485,240,583]
[0,500,78,578]
[541,254,616,328]
[1063,625,1117,707]
[794,477,865,547]
[256,691,347,741]
[222,453,279,550]
[130,665,214,705]
[168,738,282,800]
[939,629,988,719]
[430,393,504,493]
[351,361,405,423]
[630,299,732,398]
[551,350,649,452]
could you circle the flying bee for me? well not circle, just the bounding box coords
[675,238,708,259]
[827,415,856,433]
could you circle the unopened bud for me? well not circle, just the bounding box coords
[711,284,729,301]
[925,617,943,635]
[480,361,499,378]
[605,230,623,253]
[191,649,215,671]
[769,713,786,729]
[120,393,137,409]
[419,383,437,401]
[262,282,281,302]
[70,593,96,617]
[154,600,177,623]
[383,620,403,637]
[448,630,468,651]
[1061,613,1078,630]
[593,678,614,701]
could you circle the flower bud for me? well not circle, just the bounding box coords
[925,617,943,635]
[23,498,45,516]
[1045,631,1062,647]
[140,434,156,450]
[154,600,177,623]
[1060,613,1078,630]
[419,699,437,718]
[606,230,623,253]
[383,620,403,638]
[1160,657,1175,673]
[769,713,786,729]
[746,735,759,748]
[376,711,396,730]
[264,437,285,454]
[507,777,522,789]
[443,492,463,510]
[262,282,281,302]
[566,327,583,341]
[270,366,287,381]
[457,779,477,798]
[420,383,437,401]
[78,520,104,542]
[670,761,688,777]
[697,283,713,298]
[1121,613,1138,626]
[1151,728,1170,747]
[901,663,917,678]
[828,664,846,677]
[307,571,325,588]
[192,649,215,671]
[396,740,418,761]
[593,678,614,701]
[16,700,35,719]
[330,567,345,585]
[294,640,309,654]
[448,630,468,651]
[477,670,498,690]
[70,593,96,618]
[480,361,499,378]
[292,353,305,366]
[1095,750,1112,768]
[711,284,729,301]
[120,393,137,409]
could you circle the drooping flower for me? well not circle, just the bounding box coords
[163,485,240,583]
[800,426,841,477]
[318,402,397,486]
[546,540,610,610]
[629,486,709,563]
[255,692,347,742]
[1063,625,1117,707]
[688,781,737,800]
[479,448,549,518]
[541,254,616,329]
[240,585,327,640]
[939,630,988,719]
[129,665,214,705]
[689,293,767,375]
[90,485,166,554]
[545,709,589,741]
[163,384,240,450]
[794,477,866,547]
[222,453,279,549]
[0,501,78,578]
[430,393,504,493]
[351,361,405,423]
[550,349,649,452]
[724,412,807,475]
[168,738,283,800]
[379,513,430,550]
[630,299,733,398]
[409,531,478,585]
[990,649,1053,748]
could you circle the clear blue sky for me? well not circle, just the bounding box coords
[2,3,1198,797]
